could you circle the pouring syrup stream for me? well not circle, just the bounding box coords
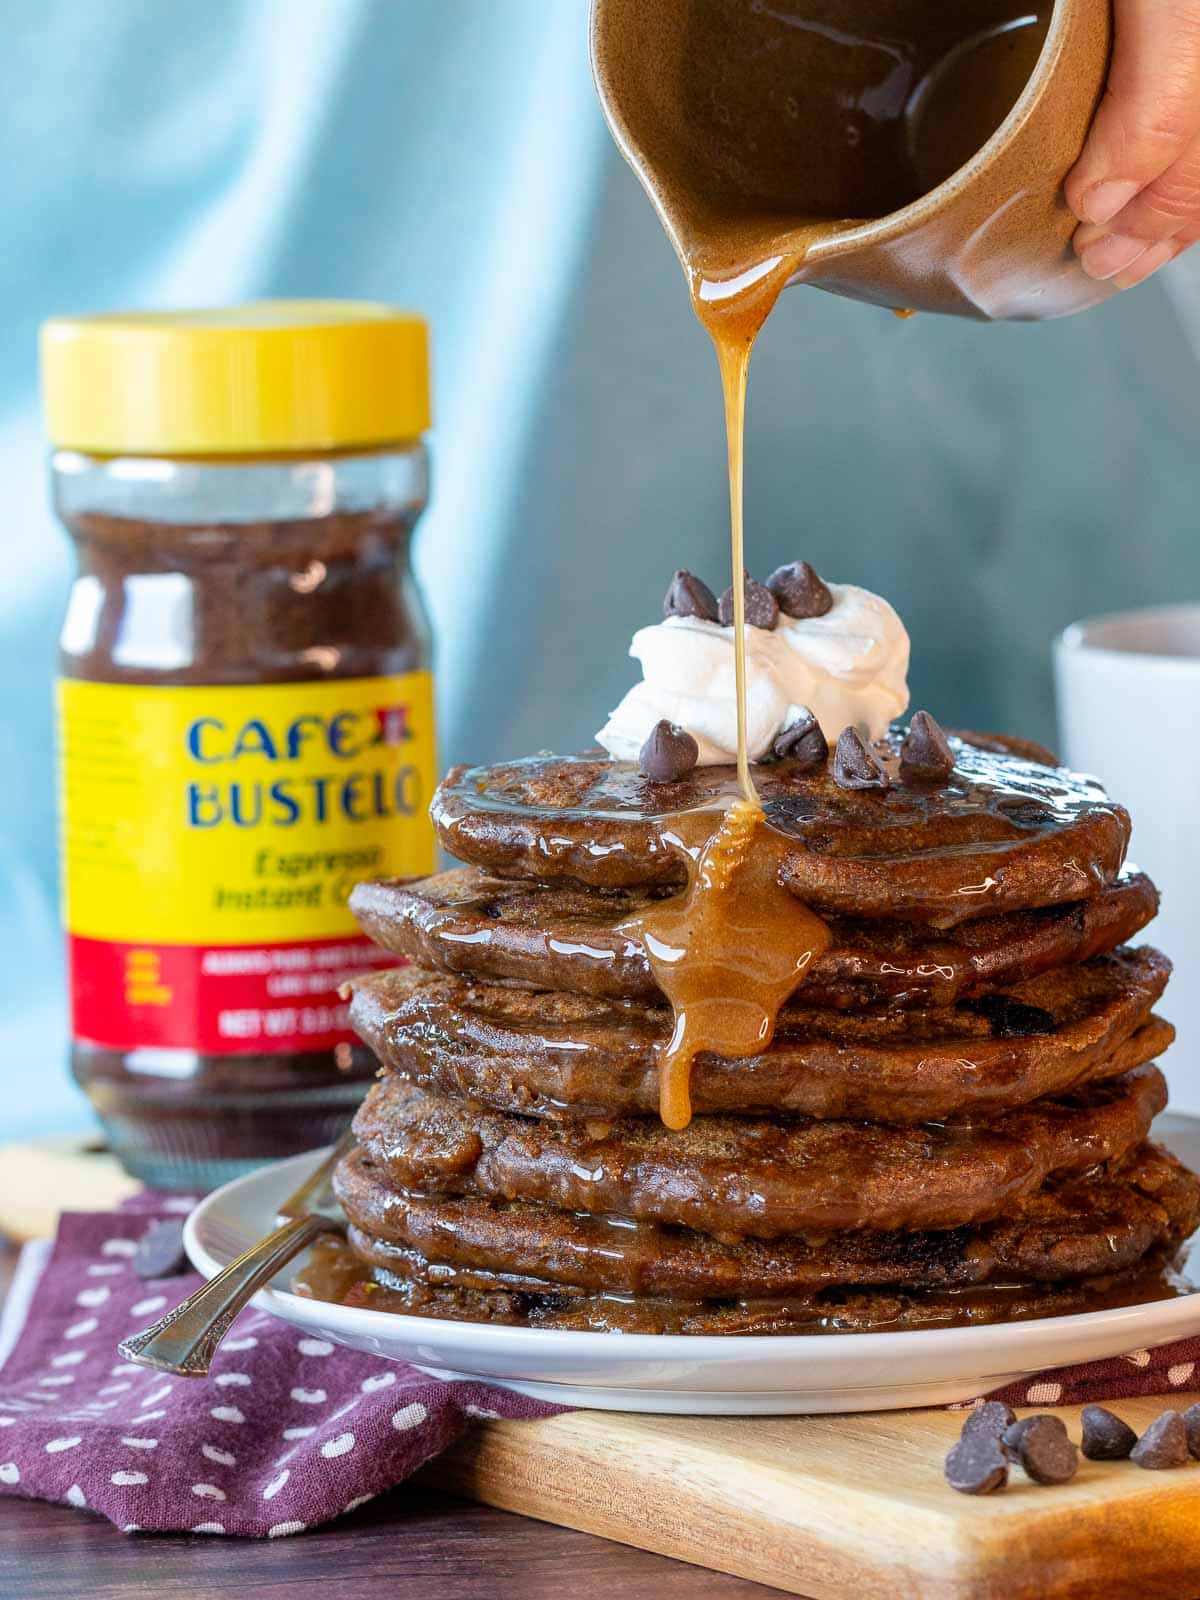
[626,257,832,1129]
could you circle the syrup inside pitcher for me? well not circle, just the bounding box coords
[599,0,1052,292]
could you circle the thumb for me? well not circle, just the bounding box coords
[1065,0,1200,228]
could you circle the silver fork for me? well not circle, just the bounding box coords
[117,1131,353,1377]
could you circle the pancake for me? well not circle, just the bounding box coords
[325,717,1197,1339]
[948,730,1060,767]
[333,1141,1200,1300]
[349,947,1172,1124]
[351,1064,1166,1237]
[431,733,1130,925]
[296,1237,1191,1335]
[350,866,1157,1009]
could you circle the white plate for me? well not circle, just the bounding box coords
[186,1147,1200,1415]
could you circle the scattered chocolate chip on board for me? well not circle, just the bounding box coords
[1183,1401,1200,1460]
[1011,1415,1079,1485]
[961,1401,1016,1443]
[946,1401,1200,1493]
[944,1432,1009,1495]
[1080,1405,1138,1461]
[1131,1411,1190,1470]
[1001,1415,1039,1460]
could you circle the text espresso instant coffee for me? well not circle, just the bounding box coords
[43,304,437,1187]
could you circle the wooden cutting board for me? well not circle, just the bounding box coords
[0,1133,139,1241]
[427,1394,1200,1599]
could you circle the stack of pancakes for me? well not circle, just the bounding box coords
[325,729,1200,1335]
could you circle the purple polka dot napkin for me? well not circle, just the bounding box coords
[953,1337,1200,1412]
[0,1196,562,1538]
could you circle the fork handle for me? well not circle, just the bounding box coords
[117,1213,335,1377]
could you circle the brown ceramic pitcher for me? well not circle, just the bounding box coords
[590,0,1113,320]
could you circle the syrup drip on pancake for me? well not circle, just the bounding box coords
[622,800,832,1129]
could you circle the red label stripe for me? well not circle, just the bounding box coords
[68,934,401,1055]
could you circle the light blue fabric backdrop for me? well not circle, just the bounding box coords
[3,1,1198,1138]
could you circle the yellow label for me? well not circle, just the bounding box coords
[58,673,436,946]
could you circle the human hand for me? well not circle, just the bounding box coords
[1065,0,1200,289]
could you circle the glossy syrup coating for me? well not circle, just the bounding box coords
[294,1236,1195,1336]
[349,1064,1166,1238]
[624,800,832,1126]
[430,731,1131,927]
[331,1142,1200,1301]
[349,866,1158,1010]
[347,948,1171,1125]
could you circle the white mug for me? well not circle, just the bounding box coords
[1055,605,1200,1113]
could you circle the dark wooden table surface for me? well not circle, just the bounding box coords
[0,1236,776,1600]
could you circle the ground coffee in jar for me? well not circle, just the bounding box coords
[41,302,437,1189]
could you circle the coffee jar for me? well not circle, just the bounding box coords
[41,302,437,1189]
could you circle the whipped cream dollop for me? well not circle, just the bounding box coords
[596,582,910,765]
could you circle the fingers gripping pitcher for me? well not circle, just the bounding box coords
[591,0,1113,322]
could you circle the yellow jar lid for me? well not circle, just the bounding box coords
[40,300,431,456]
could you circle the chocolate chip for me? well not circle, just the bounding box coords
[1081,1405,1138,1461]
[1011,1415,1078,1485]
[767,561,833,620]
[963,994,1057,1038]
[944,1432,1008,1495]
[639,720,699,783]
[772,710,828,768]
[1001,1416,1038,1458]
[900,710,955,784]
[961,1401,1016,1443]
[133,1218,189,1280]
[1131,1411,1190,1469]
[663,569,719,623]
[718,572,779,630]
[833,727,890,791]
[1183,1402,1200,1460]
